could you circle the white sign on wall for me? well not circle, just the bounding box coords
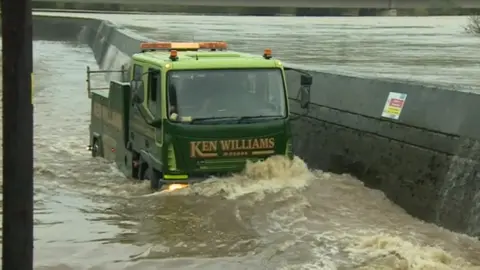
[381,92,407,120]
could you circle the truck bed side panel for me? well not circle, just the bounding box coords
[90,81,129,165]
[90,92,106,153]
[107,81,131,149]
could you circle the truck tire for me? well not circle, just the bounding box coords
[137,159,148,180]
[146,167,162,191]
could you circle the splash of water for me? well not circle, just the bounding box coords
[170,155,315,200]
[346,233,480,270]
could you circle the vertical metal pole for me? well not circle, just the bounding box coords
[2,0,34,268]
[87,66,91,98]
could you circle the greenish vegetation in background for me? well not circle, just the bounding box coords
[31,2,480,17]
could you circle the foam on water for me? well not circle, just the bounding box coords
[344,234,480,270]
[166,155,314,200]
[127,155,479,269]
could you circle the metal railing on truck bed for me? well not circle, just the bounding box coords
[86,65,127,98]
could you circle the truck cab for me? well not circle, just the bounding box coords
[87,41,313,191]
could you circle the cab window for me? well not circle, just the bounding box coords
[147,68,161,117]
[133,64,143,80]
[166,68,286,122]
[131,64,144,106]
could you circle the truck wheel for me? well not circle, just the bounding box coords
[146,167,162,191]
[92,139,100,157]
[137,159,147,180]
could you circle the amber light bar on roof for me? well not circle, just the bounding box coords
[140,41,228,51]
[198,42,228,49]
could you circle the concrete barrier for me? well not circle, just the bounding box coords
[23,14,480,237]
[286,69,480,236]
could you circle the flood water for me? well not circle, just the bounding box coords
[37,12,480,92]
[1,13,480,269]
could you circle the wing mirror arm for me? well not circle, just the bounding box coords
[284,67,313,109]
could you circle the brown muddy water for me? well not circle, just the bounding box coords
[0,14,479,269]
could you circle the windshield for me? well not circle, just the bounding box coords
[167,69,287,123]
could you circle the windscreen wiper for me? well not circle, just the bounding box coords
[190,116,240,124]
[238,115,283,123]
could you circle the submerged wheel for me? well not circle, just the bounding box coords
[91,139,100,157]
[146,167,162,191]
[131,152,140,180]
[137,159,148,180]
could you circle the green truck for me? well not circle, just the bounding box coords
[86,41,313,191]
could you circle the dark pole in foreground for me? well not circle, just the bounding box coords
[2,0,34,268]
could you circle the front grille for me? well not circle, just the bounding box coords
[195,157,264,170]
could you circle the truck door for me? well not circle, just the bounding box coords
[129,63,155,151]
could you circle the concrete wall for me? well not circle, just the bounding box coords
[286,69,480,237]
[26,15,480,237]
[32,15,149,67]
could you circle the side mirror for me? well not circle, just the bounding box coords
[300,74,312,86]
[299,74,312,109]
[130,79,144,103]
[299,85,310,109]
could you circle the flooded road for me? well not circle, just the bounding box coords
[1,14,480,269]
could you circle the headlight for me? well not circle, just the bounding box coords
[285,139,293,157]
[167,144,177,171]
